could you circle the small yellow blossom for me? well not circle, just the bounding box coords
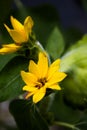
[0,16,34,54]
[4,16,33,44]
[21,52,67,103]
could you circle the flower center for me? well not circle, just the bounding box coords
[35,78,47,89]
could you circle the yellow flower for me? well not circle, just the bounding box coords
[0,16,34,54]
[4,16,34,44]
[21,52,67,103]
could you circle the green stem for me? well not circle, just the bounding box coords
[35,41,46,52]
[35,41,51,64]
[53,121,80,130]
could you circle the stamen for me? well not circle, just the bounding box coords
[35,78,47,89]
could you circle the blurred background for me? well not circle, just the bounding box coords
[0,0,87,130]
[1,0,87,32]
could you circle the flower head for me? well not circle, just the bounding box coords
[4,16,34,44]
[0,16,34,54]
[21,52,67,103]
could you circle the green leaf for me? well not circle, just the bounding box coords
[68,34,87,50]
[61,75,87,109]
[50,92,82,123]
[0,56,28,102]
[9,99,49,130]
[0,53,17,72]
[60,34,87,108]
[60,34,87,72]
[46,27,64,59]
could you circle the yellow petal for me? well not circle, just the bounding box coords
[33,87,46,103]
[50,59,60,68]
[24,16,34,34]
[25,91,34,99]
[29,60,39,78]
[47,59,60,80]
[0,44,20,54]
[23,85,37,92]
[8,30,27,43]
[2,43,20,48]
[37,52,48,78]
[4,24,10,32]
[11,16,24,31]
[21,71,37,86]
[48,72,67,85]
[47,83,61,90]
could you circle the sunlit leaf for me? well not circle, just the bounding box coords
[60,34,87,109]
